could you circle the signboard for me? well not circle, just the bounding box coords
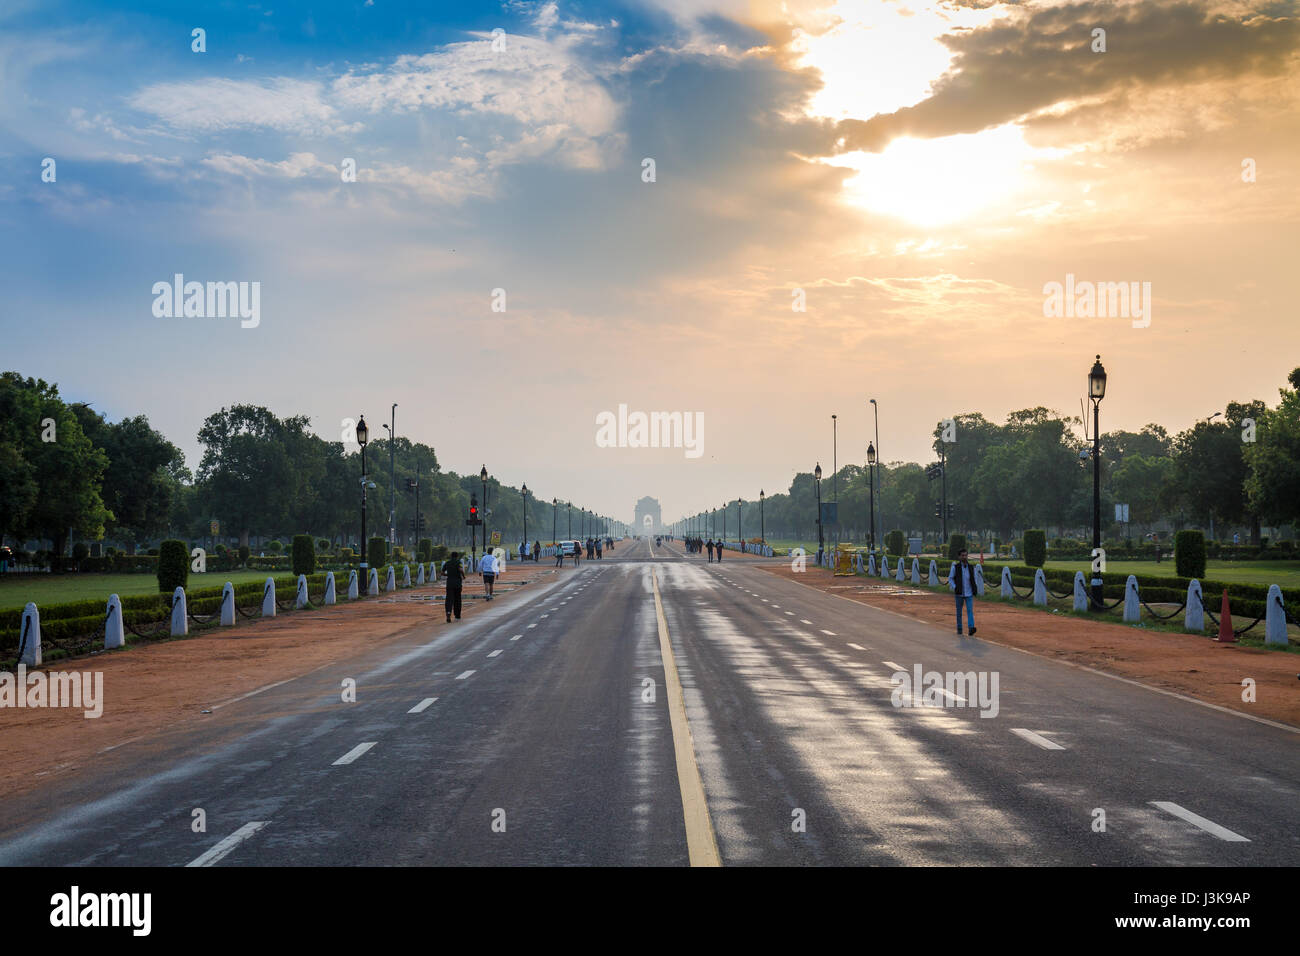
[210,520,219,535]
[819,502,838,525]
[491,530,501,545]
[1115,503,1129,523]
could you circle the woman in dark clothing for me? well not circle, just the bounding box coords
[441,551,465,622]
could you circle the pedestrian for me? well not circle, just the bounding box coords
[948,548,977,636]
[716,540,723,562]
[533,540,541,562]
[478,548,498,600]
[573,541,581,567]
[555,542,564,567]
[442,551,465,622]
[706,539,714,561]
[596,538,603,559]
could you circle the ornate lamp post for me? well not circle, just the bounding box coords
[866,442,877,555]
[480,465,489,559]
[1089,356,1107,611]
[814,462,824,556]
[552,497,558,549]
[357,415,369,595]
[759,489,766,544]
[521,482,528,556]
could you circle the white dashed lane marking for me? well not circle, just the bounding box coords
[882,661,903,672]
[511,634,522,641]
[527,623,538,629]
[1150,802,1250,842]
[800,619,814,625]
[820,629,836,636]
[186,821,269,868]
[847,643,866,651]
[408,697,438,714]
[456,670,476,680]
[487,649,503,658]
[332,742,377,766]
[1010,728,1065,750]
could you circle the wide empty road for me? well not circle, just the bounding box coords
[2,537,1297,865]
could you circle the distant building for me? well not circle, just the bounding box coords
[634,496,662,534]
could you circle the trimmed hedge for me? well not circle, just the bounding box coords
[418,538,433,562]
[1023,530,1046,568]
[947,533,967,560]
[886,530,905,557]
[157,539,189,594]
[238,544,250,566]
[292,534,316,576]
[1174,529,1206,579]
[368,537,387,571]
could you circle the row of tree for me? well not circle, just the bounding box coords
[0,377,617,556]
[678,368,1300,545]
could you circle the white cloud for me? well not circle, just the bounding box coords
[128,78,355,135]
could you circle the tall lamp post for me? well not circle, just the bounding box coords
[521,482,529,555]
[869,398,880,553]
[384,404,397,546]
[1088,355,1107,611]
[814,462,824,557]
[480,465,489,560]
[552,497,558,548]
[357,415,370,595]
[832,414,838,546]
[866,442,877,555]
[567,501,572,539]
[760,489,766,544]
[738,498,743,552]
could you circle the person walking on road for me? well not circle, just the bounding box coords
[716,540,723,563]
[442,552,465,622]
[706,539,714,561]
[533,540,541,562]
[948,548,977,636]
[479,548,499,601]
[596,538,603,559]
[555,543,564,567]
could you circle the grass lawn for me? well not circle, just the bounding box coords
[0,570,299,611]
[1036,559,1300,590]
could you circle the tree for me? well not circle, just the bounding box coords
[1245,369,1300,529]
[1110,454,1173,536]
[1167,400,1264,539]
[74,409,185,548]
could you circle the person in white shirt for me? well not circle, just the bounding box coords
[478,550,498,600]
[948,548,977,637]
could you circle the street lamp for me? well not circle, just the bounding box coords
[1089,355,1107,611]
[866,442,877,555]
[480,465,489,560]
[760,489,766,544]
[869,398,880,554]
[567,501,572,539]
[814,462,824,557]
[383,404,397,546]
[738,498,743,552]
[357,415,370,595]
[521,482,529,557]
[552,497,558,548]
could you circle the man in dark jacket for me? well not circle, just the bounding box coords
[948,548,977,636]
[442,552,465,622]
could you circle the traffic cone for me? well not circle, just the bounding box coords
[1215,589,1235,643]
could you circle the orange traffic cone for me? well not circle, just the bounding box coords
[1215,589,1235,643]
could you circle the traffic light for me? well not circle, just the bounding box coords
[408,518,416,532]
[934,500,941,518]
[418,513,426,531]
[948,503,955,519]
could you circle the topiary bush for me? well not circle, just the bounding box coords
[947,533,967,560]
[238,544,250,566]
[267,539,284,553]
[1175,529,1206,578]
[157,539,189,593]
[292,534,316,576]
[418,538,433,562]
[368,536,387,570]
[886,530,905,557]
[1023,530,1047,568]
[72,542,89,561]
[317,538,330,552]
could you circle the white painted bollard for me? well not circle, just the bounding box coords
[105,594,125,649]
[221,582,236,626]
[855,553,864,574]
[296,574,309,609]
[1266,584,1288,646]
[19,603,41,666]
[974,564,986,597]
[171,586,189,636]
[1185,579,1204,632]
[369,568,380,594]
[386,566,396,592]
[1000,566,1013,598]
[403,564,411,587]
[416,563,425,585]
[867,553,876,576]
[262,577,276,617]
[928,560,938,586]
[1123,575,1140,623]
[1033,569,1047,606]
[324,572,336,606]
[348,569,359,600]
[1073,572,1088,612]
[910,558,920,585]
[895,559,904,582]
[430,561,437,582]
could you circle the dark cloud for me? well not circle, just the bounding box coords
[835,1,1300,151]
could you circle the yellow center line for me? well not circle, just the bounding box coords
[651,566,721,867]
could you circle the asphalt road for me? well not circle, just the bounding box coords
[2,536,1297,866]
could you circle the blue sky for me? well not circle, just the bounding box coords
[2,0,1297,521]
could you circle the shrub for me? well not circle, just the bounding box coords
[267,540,284,553]
[418,538,433,562]
[317,538,330,552]
[368,536,387,570]
[1023,530,1047,568]
[292,534,316,576]
[238,544,250,566]
[430,544,449,563]
[886,530,905,557]
[947,533,967,560]
[1175,529,1206,578]
[156,539,189,593]
[72,542,89,561]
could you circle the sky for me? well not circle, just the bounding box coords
[1,0,1297,526]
